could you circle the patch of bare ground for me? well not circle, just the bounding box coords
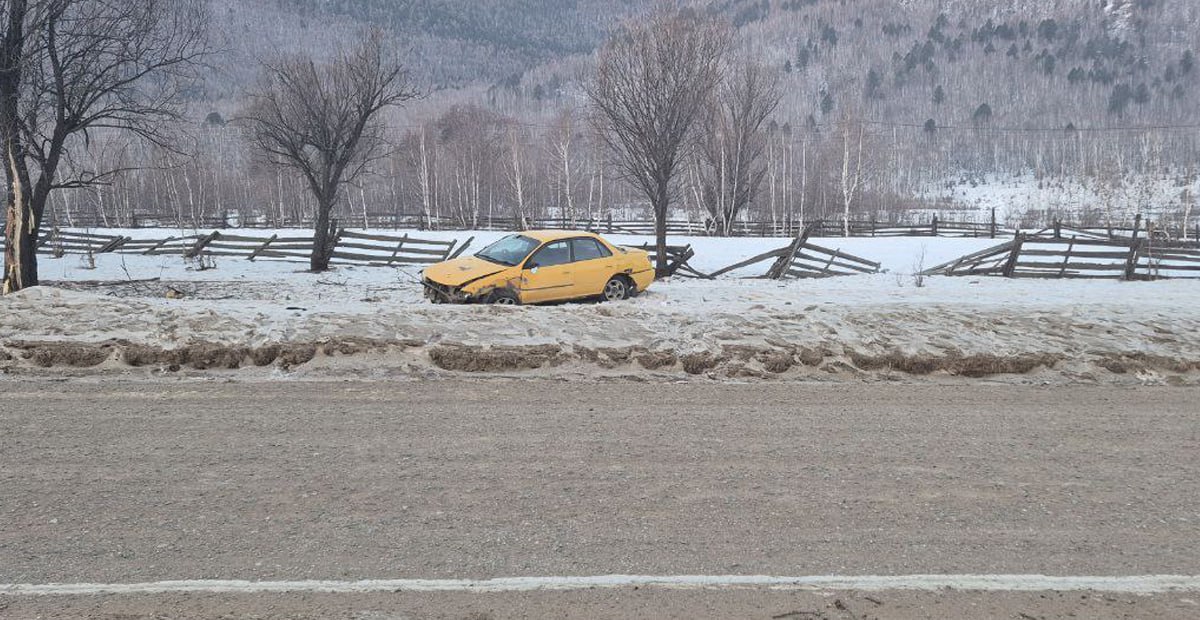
[636,350,678,370]
[1096,352,1199,374]
[848,349,1065,377]
[680,352,723,375]
[10,341,116,367]
[758,350,795,374]
[119,342,321,370]
[3,338,416,372]
[427,344,567,372]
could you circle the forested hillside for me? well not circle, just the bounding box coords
[211,0,1200,127]
[49,0,1200,234]
[742,0,1200,127]
[206,0,637,94]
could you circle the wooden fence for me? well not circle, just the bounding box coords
[706,227,881,280]
[16,224,1200,282]
[922,232,1200,280]
[16,229,466,268]
[768,239,883,279]
[37,230,128,256]
[28,207,1200,242]
[622,243,699,278]
[34,211,1021,239]
[502,214,1008,239]
[329,230,468,266]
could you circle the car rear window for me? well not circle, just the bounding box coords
[571,238,611,261]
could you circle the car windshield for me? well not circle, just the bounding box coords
[475,235,540,266]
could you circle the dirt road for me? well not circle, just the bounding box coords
[2,380,1198,618]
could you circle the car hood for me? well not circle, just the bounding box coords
[423,256,511,287]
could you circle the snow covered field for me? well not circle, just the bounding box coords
[38,227,998,277]
[5,230,1199,383]
[922,173,1198,229]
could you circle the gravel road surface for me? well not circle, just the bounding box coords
[1,380,1198,618]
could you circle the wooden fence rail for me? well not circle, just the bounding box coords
[37,230,129,256]
[13,225,1200,282]
[330,230,460,266]
[922,232,1200,280]
[6,229,464,268]
[621,243,699,278]
[704,227,881,280]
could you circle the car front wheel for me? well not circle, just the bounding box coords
[487,289,521,306]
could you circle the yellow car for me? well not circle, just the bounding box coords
[422,230,655,305]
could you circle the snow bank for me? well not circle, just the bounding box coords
[5,243,1200,384]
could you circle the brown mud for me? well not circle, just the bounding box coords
[3,338,1198,383]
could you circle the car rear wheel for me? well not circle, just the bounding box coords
[488,289,521,306]
[602,276,630,302]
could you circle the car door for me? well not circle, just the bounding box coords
[568,237,616,297]
[519,240,574,303]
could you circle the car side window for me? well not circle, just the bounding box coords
[570,238,611,262]
[528,241,571,268]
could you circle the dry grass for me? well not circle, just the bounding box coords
[849,350,1065,377]
[1097,353,1197,374]
[636,350,678,370]
[428,345,561,372]
[23,343,113,368]
[680,352,722,375]
[758,350,795,374]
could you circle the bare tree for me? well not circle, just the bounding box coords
[588,6,729,276]
[546,107,583,222]
[506,122,531,224]
[433,104,504,228]
[241,30,417,272]
[698,61,781,236]
[415,126,436,224]
[839,116,867,237]
[1,0,38,293]
[2,0,208,293]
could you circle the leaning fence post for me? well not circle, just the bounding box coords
[931,214,939,237]
[185,231,220,258]
[248,234,278,261]
[1131,214,1142,241]
[1057,236,1076,278]
[767,236,802,279]
[989,207,997,239]
[1123,238,1144,281]
[144,236,175,255]
[1002,232,1025,278]
[97,236,128,254]
[388,234,409,265]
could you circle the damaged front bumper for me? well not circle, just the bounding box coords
[423,279,473,304]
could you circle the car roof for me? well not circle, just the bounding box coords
[517,230,605,243]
